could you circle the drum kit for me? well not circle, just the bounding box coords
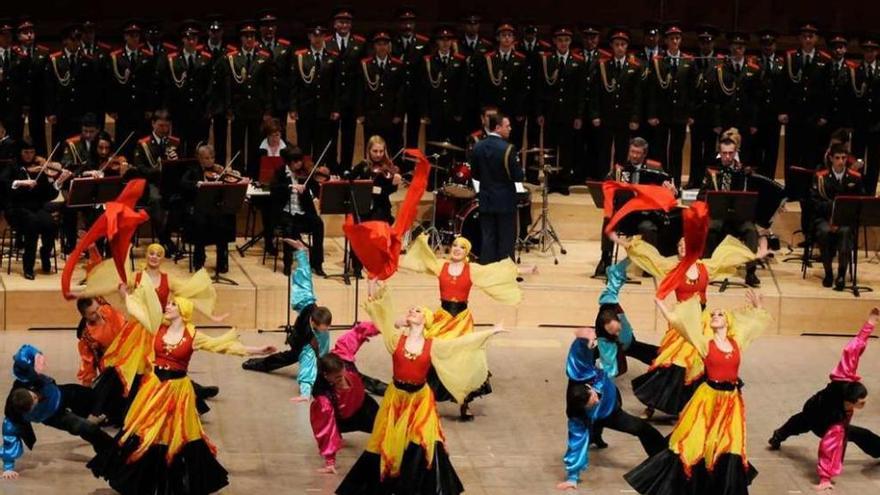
[411,137,565,263]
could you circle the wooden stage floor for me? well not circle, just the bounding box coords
[1,323,878,494]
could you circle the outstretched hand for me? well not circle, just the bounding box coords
[317,464,338,475]
[745,289,763,309]
[1,470,19,480]
[367,278,383,300]
[290,396,310,403]
[556,480,577,491]
[868,307,880,326]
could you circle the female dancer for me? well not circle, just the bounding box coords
[401,233,524,419]
[612,203,765,418]
[88,279,275,494]
[336,281,502,494]
[769,308,880,491]
[311,322,383,474]
[624,290,772,495]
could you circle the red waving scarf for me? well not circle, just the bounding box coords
[656,201,709,300]
[61,179,150,299]
[343,150,430,280]
[602,181,678,235]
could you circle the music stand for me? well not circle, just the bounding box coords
[159,159,198,206]
[831,196,880,297]
[706,191,759,291]
[783,166,818,265]
[194,182,248,285]
[585,181,640,284]
[66,177,124,207]
[320,179,373,328]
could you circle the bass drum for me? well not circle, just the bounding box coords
[454,200,482,260]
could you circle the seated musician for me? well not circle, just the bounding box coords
[0,121,16,161]
[95,133,132,180]
[131,109,179,256]
[181,144,247,273]
[58,113,101,253]
[2,139,68,279]
[259,118,288,159]
[351,135,402,223]
[811,143,866,290]
[596,137,674,277]
[271,146,326,277]
[698,133,761,287]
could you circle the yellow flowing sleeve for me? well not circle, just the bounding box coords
[125,274,164,334]
[79,258,133,297]
[668,297,710,357]
[363,284,401,354]
[400,234,444,276]
[625,237,678,279]
[702,235,758,281]
[468,259,522,306]
[168,269,218,317]
[430,328,502,404]
[728,306,772,352]
[193,328,249,356]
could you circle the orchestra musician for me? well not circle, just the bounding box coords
[351,135,402,223]
[181,144,247,273]
[697,131,762,287]
[1,139,70,279]
[596,137,674,277]
[270,146,327,277]
[811,143,866,290]
[131,109,179,256]
[58,113,101,254]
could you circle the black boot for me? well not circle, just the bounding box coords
[745,266,760,287]
[835,267,846,291]
[822,262,834,288]
[360,373,388,396]
[242,358,270,372]
[592,258,608,278]
[768,429,784,450]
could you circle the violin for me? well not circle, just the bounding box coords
[294,161,332,184]
[370,159,400,181]
[101,156,130,177]
[204,163,246,183]
[25,157,68,179]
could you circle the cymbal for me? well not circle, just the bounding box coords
[528,165,563,173]
[426,140,465,152]
[523,147,551,154]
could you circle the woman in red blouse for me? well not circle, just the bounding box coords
[88,285,274,494]
[625,290,772,495]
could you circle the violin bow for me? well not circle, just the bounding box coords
[33,141,63,181]
[303,140,334,186]
[99,131,136,172]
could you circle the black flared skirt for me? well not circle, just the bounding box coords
[631,365,701,416]
[336,441,464,495]
[427,367,492,404]
[88,435,229,495]
[624,449,758,495]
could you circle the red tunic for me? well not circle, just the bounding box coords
[136,271,170,309]
[392,336,433,385]
[704,339,740,383]
[674,264,709,305]
[153,324,195,372]
[438,262,472,303]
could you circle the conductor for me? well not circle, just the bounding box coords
[470,112,524,263]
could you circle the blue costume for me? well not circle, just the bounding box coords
[2,345,111,472]
[562,260,666,486]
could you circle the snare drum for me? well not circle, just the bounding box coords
[441,162,476,199]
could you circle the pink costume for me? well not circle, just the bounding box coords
[309,322,381,468]
[817,320,874,484]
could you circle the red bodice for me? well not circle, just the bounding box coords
[136,271,170,309]
[705,339,741,383]
[674,263,709,305]
[392,336,433,385]
[153,324,195,372]
[438,262,472,302]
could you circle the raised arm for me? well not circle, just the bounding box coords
[598,258,630,305]
[364,281,400,355]
[729,289,772,352]
[657,296,709,356]
[399,233,444,277]
[467,259,522,305]
[702,235,761,281]
[624,236,677,279]
[829,308,878,382]
[331,321,380,363]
